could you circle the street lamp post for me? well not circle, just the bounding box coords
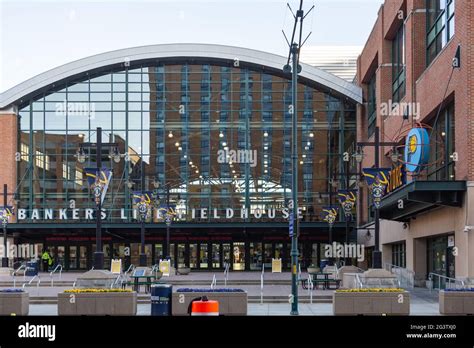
[2,185,8,268]
[357,126,398,268]
[76,127,122,270]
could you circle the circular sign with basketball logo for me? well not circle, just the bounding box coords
[404,128,430,173]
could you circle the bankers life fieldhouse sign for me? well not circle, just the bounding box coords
[15,206,306,222]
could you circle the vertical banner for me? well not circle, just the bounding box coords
[0,206,13,226]
[362,168,391,208]
[85,168,113,205]
[337,190,357,219]
[321,206,339,227]
[133,191,154,220]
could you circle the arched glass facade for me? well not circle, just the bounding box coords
[13,58,358,270]
[17,62,356,223]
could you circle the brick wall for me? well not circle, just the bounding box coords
[0,109,18,217]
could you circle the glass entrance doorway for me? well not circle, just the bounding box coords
[233,242,245,271]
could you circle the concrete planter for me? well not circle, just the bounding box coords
[172,291,247,316]
[58,292,137,316]
[439,291,474,315]
[333,291,410,316]
[0,292,29,316]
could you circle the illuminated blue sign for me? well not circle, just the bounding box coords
[404,128,430,173]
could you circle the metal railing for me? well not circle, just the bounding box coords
[223,262,230,287]
[12,265,27,288]
[22,275,41,295]
[260,264,264,305]
[355,273,400,289]
[50,264,63,287]
[428,272,466,292]
[384,263,415,289]
[210,274,217,289]
[307,273,313,304]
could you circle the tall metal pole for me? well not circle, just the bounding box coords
[139,159,147,266]
[373,126,381,268]
[290,42,299,316]
[2,184,8,268]
[94,127,104,269]
[166,188,170,261]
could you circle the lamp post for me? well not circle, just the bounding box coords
[76,127,122,270]
[1,185,10,268]
[356,126,399,268]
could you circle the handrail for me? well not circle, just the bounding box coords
[124,264,135,275]
[22,275,41,295]
[12,265,27,288]
[223,262,230,287]
[49,264,63,287]
[355,273,364,289]
[307,273,313,304]
[428,272,465,292]
[260,265,264,305]
[210,274,217,289]
[384,263,415,289]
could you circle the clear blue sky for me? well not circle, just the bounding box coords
[0,0,383,92]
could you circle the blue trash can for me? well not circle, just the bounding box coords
[25,261,39,276]
[320,259,329,270]
[151,284,172,316]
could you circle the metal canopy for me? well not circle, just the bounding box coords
[379,180,466,222]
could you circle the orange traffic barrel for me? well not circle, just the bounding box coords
[190,297,219,316]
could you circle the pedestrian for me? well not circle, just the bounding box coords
[41,249,51,272]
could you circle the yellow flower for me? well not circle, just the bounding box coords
[336,288,404,293]
[64,288,132,293]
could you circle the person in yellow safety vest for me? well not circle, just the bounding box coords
[41,250,52,272]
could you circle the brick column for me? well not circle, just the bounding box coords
[0,106,18,220]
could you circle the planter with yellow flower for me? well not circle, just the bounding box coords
[58,289,137,316]
[333,288,410,315]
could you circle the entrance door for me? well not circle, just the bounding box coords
[79,246,88,269]
[69,246,78,270]
[189,243,198,268]
[177,244,186,268]
[223,243,231,268]
[249,242,262,270]
[50,246,65,269]
[264,243,273,269]
[212,243,221,269]
[233,242,245,271]
[199,243,208,269]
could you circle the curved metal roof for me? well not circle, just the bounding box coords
[0,43,362,108]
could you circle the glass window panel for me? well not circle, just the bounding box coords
[67,92,89,102]
[112,112,126,129]
[90,112,112,129]
[113,83,126,92]
[90,74,112,83]
[90,93,112,102]
[68,83,89,92]
[45,111,66,129]
[90,83,112,92]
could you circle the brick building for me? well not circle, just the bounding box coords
[356,0,474,286]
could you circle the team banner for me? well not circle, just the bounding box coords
[337,190,357,219]
[133,191,154,220]
[322,206,339,227]
[0,206,14,226]
[362,168,391,208]
[85,168,113,205]
[156,204,177,225]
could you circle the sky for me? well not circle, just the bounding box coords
[0,0,384,92]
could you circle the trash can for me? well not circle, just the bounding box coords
[151,284,172,316]
[25,261,39,276]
